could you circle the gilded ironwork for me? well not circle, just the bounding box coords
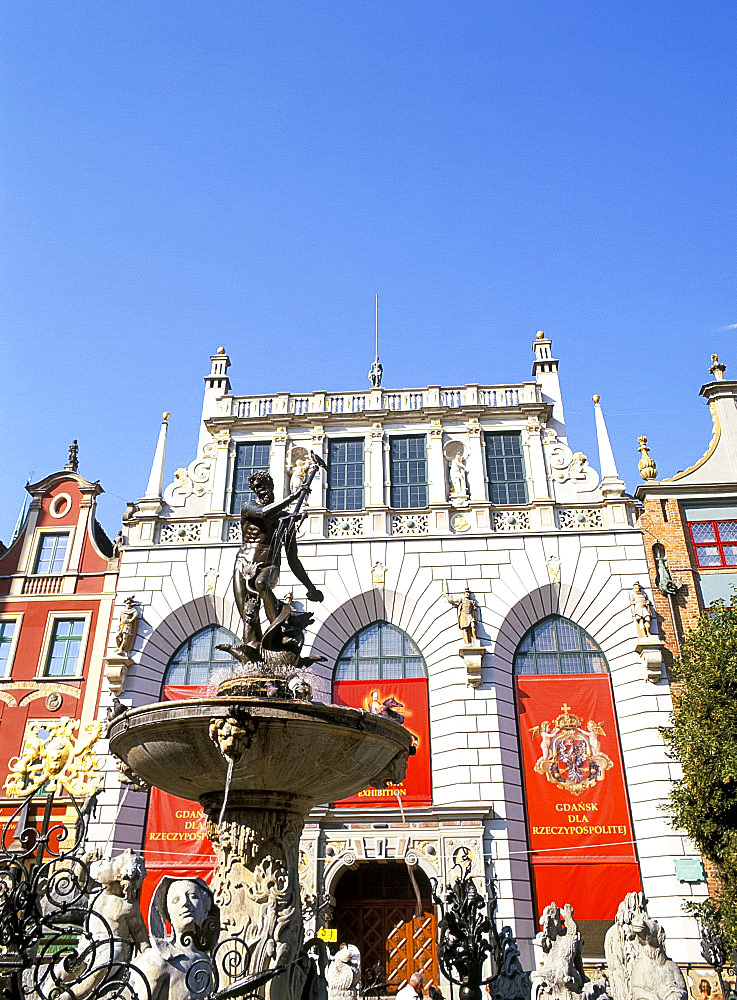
[3,717,103,798]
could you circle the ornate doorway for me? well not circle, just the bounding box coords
[334,862,438,989]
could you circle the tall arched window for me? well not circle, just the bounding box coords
[163,625,238,688]
[334,621,426,681]
[332,620,431,807]
[514,615,608,675]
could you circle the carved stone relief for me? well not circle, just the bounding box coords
[163,441,215,514]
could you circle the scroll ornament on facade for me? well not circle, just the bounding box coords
[530,704,613,795]
[163,442,215,512]
[4,718,103,797]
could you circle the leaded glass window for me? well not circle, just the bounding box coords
[335,622,426,681]
[45,619,85,676]
[390,436,428,509]
[164,625,239,687]
[484,432,527,504]
[514,616,607,675]
[328,439,364,511]
[231,442,271,513]
[689,519,737,568]
[34,533,69,574]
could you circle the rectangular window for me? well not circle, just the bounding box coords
[45,619,85,677]
[33,533,69,574]
[231,442,271,513]
[484,432,528,504]
[0,618,19,677]
[689,520,737,568]
[328,439,364,511]
[390,436,428,509]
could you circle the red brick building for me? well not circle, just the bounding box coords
[0,445,118,824]
[636,355,737,656]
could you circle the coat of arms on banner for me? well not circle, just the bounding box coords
[530,703,613,795]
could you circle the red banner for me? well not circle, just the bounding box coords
[516,674,641,920]
[332,679,431,807]
[140,686,216,924]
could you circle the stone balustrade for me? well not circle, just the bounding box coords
[223,382,540,421]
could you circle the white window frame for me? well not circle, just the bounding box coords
[36,611,92,680]
[31,529,72,576]
[0,613,23,679]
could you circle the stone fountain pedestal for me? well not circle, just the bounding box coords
[109,697,414,998]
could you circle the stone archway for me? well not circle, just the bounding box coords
[332,861,438,990]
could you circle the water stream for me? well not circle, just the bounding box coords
[218,756,235,827]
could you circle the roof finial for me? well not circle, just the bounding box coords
[65,440,79,473]
[710,354,726,380]
[637,436,657,481]
[368,293,383,388]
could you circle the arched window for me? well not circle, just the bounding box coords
[514,615,607,675]
[163,625,238,688]
[334,622,426,681]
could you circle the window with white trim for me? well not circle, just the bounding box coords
[33,533,69,574]
[334,622,426,681]
[44,619,85,677]
[231,442,271,513]
[0,618,20,678]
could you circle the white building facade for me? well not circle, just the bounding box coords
[88,333,705,980]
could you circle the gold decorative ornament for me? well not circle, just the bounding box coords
[4,717,103,797]
[710,354,726,380]
[637,436,657,481]
[530,703,613,795]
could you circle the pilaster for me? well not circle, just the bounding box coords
[464,419,486,502]
[427,420,446,505]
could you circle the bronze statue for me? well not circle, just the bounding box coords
[221,456,326,670]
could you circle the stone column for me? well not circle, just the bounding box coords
[270,427,289,501]
[427,420,446,505]
[464,418,486,502]
[366,422,385,508]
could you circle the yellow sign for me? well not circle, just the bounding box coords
[317,928,337,943]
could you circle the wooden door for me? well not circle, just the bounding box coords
[335,871,438,990]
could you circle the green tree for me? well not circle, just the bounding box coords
[662,600,737,950]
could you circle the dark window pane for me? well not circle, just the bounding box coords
[485,433,527,505]
[329,438,364,511]
[231,442,271,513]
[390,437,428,508]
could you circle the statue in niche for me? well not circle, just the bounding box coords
[134,876,220,1000]
[218,460,326,671]
[531,902,586,1000]
[115,596,139,656]
[449,453,468,499]
[444,442,469,504]
[443,584,479,645]
[629,583,652,638]
[326,943,361,1000]
[288,446,311,494]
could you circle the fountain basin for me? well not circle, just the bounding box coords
[108,697,415,808]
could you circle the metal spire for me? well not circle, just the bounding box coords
[368,293,383,388]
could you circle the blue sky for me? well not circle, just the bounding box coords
[1,2,734,537]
